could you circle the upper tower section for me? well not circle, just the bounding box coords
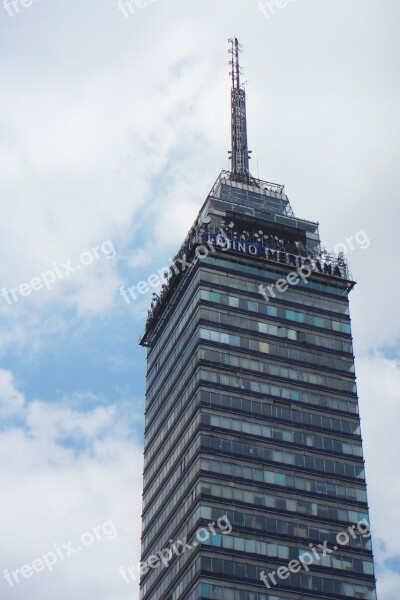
[140,38,353,348]
[229,37,252,183]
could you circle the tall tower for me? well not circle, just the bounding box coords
[139,39,377,600]
[229,37,251,183]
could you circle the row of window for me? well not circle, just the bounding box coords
[202,303,298,341]
[202,256,349,298]
[199,482,369,527]
[196,582,306,600]
[147,320,360,420]
[147,313,198,389]
[145,394,199,468]
[143,463,372,568]
[199,327,354,373]
[203,413,363,458]
[200,289,351,334]
[145,367,201,444]
[143,412,200,487]
[147,356,359,460]
[287,308,351,333]
[200,557,376,599]
[148,292,333,397]
[144,469,372,576]
[146,345,199,414]
[142,502,203,577]
[141,548,377,600]
[200,369,358,414]
[147,273,353,395]
[201,458,368,503]
[144,380,362,486]
[200,349,357,394]
[201,531,373,575]
[147,326,197,400]
[144,410,366,548]
[147,274,200,372]
[142,476,200,554]
[143,500,374,600]
[142,456,199,531]
[199,266,350,314]
[143,433,199,511]
[201,436,364,480]
[146,357,360,454]
[140,543,198,599]
[200,390,360,434]
[146,256,350,384]
[202,505,370,551]
[200,557,376,600]
[200,304,353,354]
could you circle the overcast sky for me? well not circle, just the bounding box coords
[0,1,399,599]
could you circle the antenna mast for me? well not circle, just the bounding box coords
[228,37,252,183]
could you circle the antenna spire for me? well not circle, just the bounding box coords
[228,37,252,183]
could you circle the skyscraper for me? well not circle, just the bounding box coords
[139,38,377,600]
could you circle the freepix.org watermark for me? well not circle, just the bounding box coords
[3,0,40,17]
[117,0,162,18]
[259,229,370,303]
[1,240,116,306]
[119,514,232,583]
[3,520,117,589]
[259,0,297,20]
[120,229,230,305]
[259,263,313,302]
[332,229,370,256]
[260,519,371,589]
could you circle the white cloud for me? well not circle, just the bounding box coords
[0,31,225,349]
[0,369,25,416]
[0,372,142,600]
[357,354,400,598]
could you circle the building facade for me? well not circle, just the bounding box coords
[139,39,377,600]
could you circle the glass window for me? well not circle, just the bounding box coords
[223,535,233,550]
[229,296,239,307]
[211,533,222,547]
[200,328,210,340]
[264,471,274,484]
[245,539,256,553]
[278,545,289,559]
[269,324,278,336]
[267,543,278,557]
[234,537,245,551]
[258,322,268,334]
[364,562,374,575]
[250,380,260,392]
[200,583,212,598]
[220,332,229,344]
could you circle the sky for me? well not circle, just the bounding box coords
[0,0,399,598]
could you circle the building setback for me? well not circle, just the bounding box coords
[139,38,377,600]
